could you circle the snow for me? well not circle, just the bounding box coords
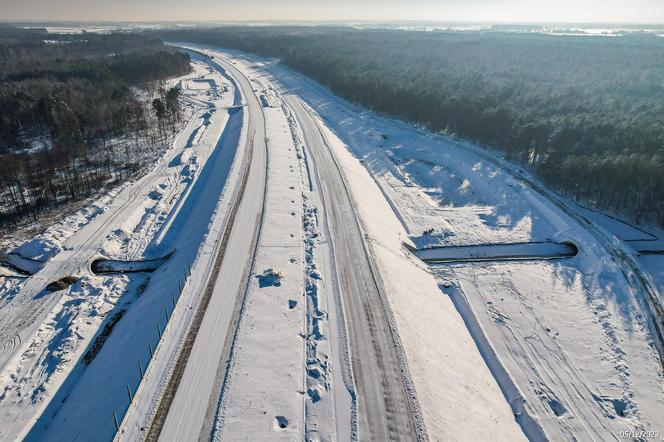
[41,72,241,442]
[314,110,526,440]
[285,98,354,440]
[115,52,253,441]
[1,43,662,441]
[1,197,109,264]
[0,273,147,440]
[440,258,664,439]
[0,57,238,441]
[212,106,306,440]
[208,47,664,439]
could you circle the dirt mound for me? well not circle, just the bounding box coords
[45,276,79,292]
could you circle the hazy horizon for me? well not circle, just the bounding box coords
[1,0,663,25]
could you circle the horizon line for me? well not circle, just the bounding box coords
[2,19,664,27]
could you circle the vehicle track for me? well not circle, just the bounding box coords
[144,57,267,440]
[201,58,270,441]
[455,140,664,366]
[287,97,427,441]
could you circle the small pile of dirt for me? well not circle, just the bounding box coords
[45,276,79,292]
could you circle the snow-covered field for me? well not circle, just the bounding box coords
[439,258,663,439]
[1,42,662,441]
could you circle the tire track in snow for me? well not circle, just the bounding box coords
[288,97,427,441]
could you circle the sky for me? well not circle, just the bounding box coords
[1,0,663,24]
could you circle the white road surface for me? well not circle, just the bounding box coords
[143,49,269,441]
[140,47,423,441]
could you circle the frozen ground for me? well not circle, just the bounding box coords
[0,57,238,441]
[437,258,663,440]
[2,43,663,441]
[35,58,242,441]
[199,47,526,440]
[200,47,663,440]
[314,105,527,440]
[212,104,306,440]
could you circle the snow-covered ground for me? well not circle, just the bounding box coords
[193,47,526,440]
[35,61,243,440]
[212,103,307,440]
[2,42,663,441]
[199,47,664,440]
[285,100,355,442]
[316,112,526,440]
[438,258,663,440]
[0,57,239,441]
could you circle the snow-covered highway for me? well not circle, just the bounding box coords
[119,46,427,441]
[136,46,424,441]
[143,49,268,441]
[287,97,424,440]
[1,42,663,442]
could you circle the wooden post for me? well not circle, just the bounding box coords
[113,411,120,432]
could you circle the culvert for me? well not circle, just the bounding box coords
[413,241,579,264]
[90,253,172,275]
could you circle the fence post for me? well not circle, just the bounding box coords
[127,384,133,403]
[157,321,162,337]
[138,361,144,378]
[148,341,153,358]
[113,411,120,432]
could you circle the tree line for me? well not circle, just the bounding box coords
[151,26,664,226]
[0,28,191,226]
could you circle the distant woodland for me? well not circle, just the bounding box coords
[152,27,664,226]
[0,27,191,226]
